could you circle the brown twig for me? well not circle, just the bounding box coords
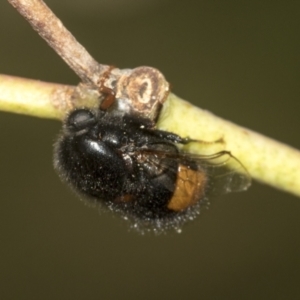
[7,0,170,121]
[7,0,109,87]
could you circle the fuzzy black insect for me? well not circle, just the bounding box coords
[54,108,250,233]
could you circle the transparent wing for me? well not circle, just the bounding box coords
[138,149,251,197]
[186,151,251,195]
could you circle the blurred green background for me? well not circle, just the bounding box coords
[1,0,300,299]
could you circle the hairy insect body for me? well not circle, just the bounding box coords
[54,108,250,232]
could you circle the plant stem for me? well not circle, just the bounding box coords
[158,95,300,197]
[1,75,300,197]
[7,0,109,87]
[0,74,100,119]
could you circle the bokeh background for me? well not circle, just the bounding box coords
[1,0,300,299]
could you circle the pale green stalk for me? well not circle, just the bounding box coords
[1,75,299,197]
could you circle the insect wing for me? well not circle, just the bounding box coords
[189,151,252,196]
[176,151,251,195]
[138,149,251,197]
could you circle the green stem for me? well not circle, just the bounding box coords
[158,95,300,197]
[1,74,300,197]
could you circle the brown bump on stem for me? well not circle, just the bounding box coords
[99,66,117,110]
[116,66,170,121]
